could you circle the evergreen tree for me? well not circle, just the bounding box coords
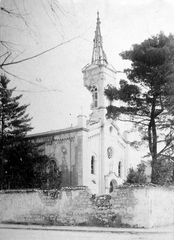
[0,75,32,146]
[105,32,174,184]
[3,140,61,190]
[0,75,62,189]
[0,75,32,187]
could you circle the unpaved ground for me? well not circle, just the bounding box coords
[0,225,174,240]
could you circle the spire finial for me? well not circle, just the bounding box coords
[97,11,99,20]
[91,12,107,65]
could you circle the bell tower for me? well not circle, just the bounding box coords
[82,12,117,123]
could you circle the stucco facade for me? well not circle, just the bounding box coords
[27,13,129,194]
[1,185,174,228]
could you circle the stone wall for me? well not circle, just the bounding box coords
[0,185,174,228]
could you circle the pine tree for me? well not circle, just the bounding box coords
[105,32,174,184]
[0,75,62,189]
[0,75,32,188]
[0,75,32,147]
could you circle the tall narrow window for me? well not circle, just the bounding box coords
[90,86,98,108]
[91,156,95,174]
[109,181,113,193]
[118,161,122,177]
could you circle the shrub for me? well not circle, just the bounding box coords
[126,163,147,184]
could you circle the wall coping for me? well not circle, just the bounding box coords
[0,186,89,194]
[116,183,174,191]
[1,184,174,194]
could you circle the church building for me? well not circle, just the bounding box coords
[27,13,130,194]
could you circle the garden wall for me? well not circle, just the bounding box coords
[0,185,174,228]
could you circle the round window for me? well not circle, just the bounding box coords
[107,147,113,159]
[61,146,67,154]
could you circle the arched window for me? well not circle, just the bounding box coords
[45,160,57,174]
[91,156,95,174]
[44,159,61,189]
[109,126,113,133]
[90,85,98,108]
[109,181,113,193]
[109,179,117,193]
[118,161,122,177]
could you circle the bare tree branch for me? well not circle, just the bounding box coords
[0,35,82,69]
[1,7,15,15]
[0,52,9,59]
[114,115,150,126]
[11,50,25,63]
[1,6,28,18]
[1,68,57,91]
[40,0,65,38]
[2,52,12,65]
[1,68,62,94]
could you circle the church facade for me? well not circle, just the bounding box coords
[27,13,130,194]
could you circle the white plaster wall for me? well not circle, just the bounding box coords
[129,188,150,228]
[0,191,45,222]
[148,187,174,227]
[0,189,85,223]
[0,186,174,228]
[85,121,129,194]
[103,123,127,180]
[127,187,174,228]
[86,127,101,194]
[30,129,88,187]
[80,130,89,186]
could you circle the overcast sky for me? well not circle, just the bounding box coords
[1,0,174,134]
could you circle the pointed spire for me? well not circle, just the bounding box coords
[91,12,108,65]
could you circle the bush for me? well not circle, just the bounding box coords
[151,158,174,185]
[126,163,147,184]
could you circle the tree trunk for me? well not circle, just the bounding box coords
[0,108,4,189]
[149,98,158,184]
